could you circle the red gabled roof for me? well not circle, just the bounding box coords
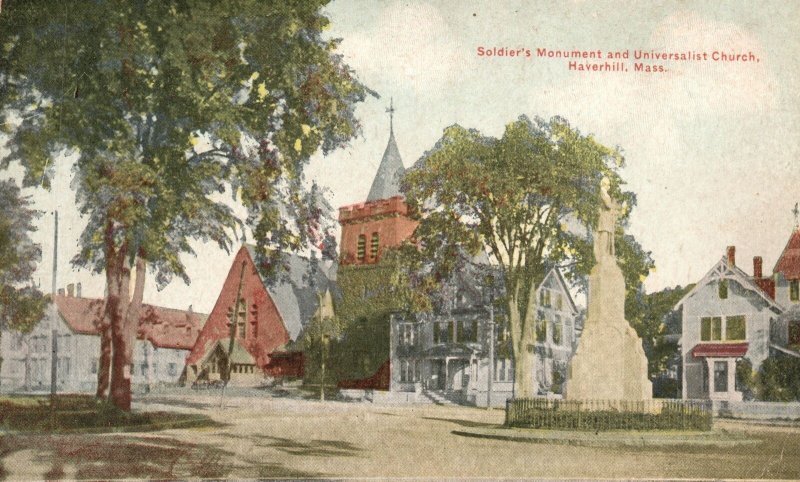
[691,342,749,358]
[774,228,800,280]
[53,295,206,350]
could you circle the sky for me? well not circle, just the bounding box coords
[3,0,800,314]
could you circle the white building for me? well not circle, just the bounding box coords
[0,290,205,393]
[675,239,799,402]
[389,265,581,406]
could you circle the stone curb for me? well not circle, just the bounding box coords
[452,426,761,448]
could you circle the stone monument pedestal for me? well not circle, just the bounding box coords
[565,256,652,401]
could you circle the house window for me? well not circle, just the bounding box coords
[399,323,415,346]
[539,289,551,307]
[553,315,562,345]
[725,316,746,341]
[90,357,98,374]
[457,320,478,343]
[718,279,728,299]
[791,280,800,302]
[434,322,450,344]
[495,358,506,381]
[713,361,728,392]
[370,232,379,259]
[536,315,547,343]
[789,320,800,347]
[701,317,722,341]
[357,235,366,261]
[556,294,563,311]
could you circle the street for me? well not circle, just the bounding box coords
[1,393,799,480]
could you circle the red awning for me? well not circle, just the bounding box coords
[691,342,749,358]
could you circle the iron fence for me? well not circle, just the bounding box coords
[505,397,713,431]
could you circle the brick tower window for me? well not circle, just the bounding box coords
[370,232,380,259]
[357,235,366,261]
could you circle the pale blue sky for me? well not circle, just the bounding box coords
[5,0,799,313]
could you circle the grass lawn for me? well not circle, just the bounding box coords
[0,395,221,433]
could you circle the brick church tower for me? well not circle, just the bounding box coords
[338,101,417,265]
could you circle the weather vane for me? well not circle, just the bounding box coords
[386,98,395,132]
[793,202,799,228]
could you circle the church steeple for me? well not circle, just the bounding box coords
[366,98,405,202]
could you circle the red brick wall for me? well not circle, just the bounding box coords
[339,196,418,266]
[186,247,290,369]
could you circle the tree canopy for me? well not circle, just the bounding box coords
[0,0,371,408]
[402,115,653,397]
[0,179,46,333]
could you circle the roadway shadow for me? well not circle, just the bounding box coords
[421,416,501,429]
[0,433,323,479]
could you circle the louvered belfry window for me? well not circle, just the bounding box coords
[357,234,366,261]
[370,232,380,259]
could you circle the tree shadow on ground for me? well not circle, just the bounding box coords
[0,433,324,480]
[421,416,500,429]
[216,431,362,458]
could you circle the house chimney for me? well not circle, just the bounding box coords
[67,283,74,297]
[726,246,736,267]
[753,256,763,279]
[76,282,82,298]
[57,288,65,296]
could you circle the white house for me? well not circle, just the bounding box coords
[676,246,785,402]
[0,289,205,393]
[388,265,581,407]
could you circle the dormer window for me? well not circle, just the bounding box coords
[718,279,728,299]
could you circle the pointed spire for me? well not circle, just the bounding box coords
[793,202,799,229]
[386,98,395,134]
[366,99,405,202]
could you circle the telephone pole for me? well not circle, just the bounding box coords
[50,211,58,399]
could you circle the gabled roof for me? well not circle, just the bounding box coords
[366,128,405,202]
[201,338,255,365]
[53,295,206,350]
[244,245,337,341]
[773,228,800,280]
[542,267,579,315]
[674,257,783,313]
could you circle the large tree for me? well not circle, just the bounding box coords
[1,0,370,409]
[0,179,46,335]
[402,116,652,398]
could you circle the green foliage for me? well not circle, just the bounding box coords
[0,180,46,333]
[625,284,693,380]
[735,357,756,401]
[402,115,652,396]
[0,0,372,284]
[506,398,713,431]
[754,356,800,402]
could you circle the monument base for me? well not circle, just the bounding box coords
[564,260,652,401]
[565,321,652,401]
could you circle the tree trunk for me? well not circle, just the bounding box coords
[508,278,538,399]
[109,252,146,411]
[96,322,112,398]
[109,254,131,410]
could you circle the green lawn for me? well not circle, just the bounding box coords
[0,395,220,433]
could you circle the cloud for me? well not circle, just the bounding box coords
[336,3,475,94]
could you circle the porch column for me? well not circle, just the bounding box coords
[444,357,449,391]
[728,358,737,399]
[706,358,714,397]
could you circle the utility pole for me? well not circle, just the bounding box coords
[320,334,330,401]
[486,295,495,409]
[50,211,58,400]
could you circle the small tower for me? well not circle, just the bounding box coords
[338,99,418,266]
